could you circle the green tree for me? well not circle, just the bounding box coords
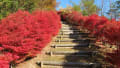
[0,0,35,19]
[70,1,82,12]
[0,0,57,19]
[17,0,57,10]
[70,0,100,16]
[107,0,120,20]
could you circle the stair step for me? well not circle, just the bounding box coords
[46,51,98,57]
[36,61,101,68]
[57,35,95,39]
[54,39,95,43]
[55,38,94,40]
[51,43,93,48]
[60,31,90,35]
[58,35,89,38]
[59,32,89,35]
[37,23,103,68]
[60,31,81,34]
[57,36,96,40]
[62,25,79,27]
[60,30,81,32]
[60,29,81,31]
[61,28,78,30]
[52,42,87,45]
[57,34,89,38]
[61,27,78,30]
[59,31,86,34]
[54,39,88,41]
[62,26,80,29]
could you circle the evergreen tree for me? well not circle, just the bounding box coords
[107,0,120,20]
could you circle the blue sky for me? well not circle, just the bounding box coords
[56,0,117,16]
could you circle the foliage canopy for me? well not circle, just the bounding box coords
[0,0,57,19]
[70,0,100,16]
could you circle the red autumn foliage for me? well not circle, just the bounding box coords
[58,11,120,68]
[106,48,120,68]
[0,10,61,68]
[0,60,9,68]
[103,22,120,43]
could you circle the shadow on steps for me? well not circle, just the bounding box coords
[62,21,110,68]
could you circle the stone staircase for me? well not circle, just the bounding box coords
[35,22,103,68]
[16,22,105,68]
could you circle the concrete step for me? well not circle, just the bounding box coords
[37,23,102,68]
[51,43,92,48]
[58,35,89,38]
[46,51,98,57]
[50,48,98,53]
[41,55,66,62]
[57,35,95,39]
[61,28,78,30]
[54,38,94,41]
[53,39,95,43]
[62,25,79,27]
[40,55,101,63]
[59,31,89,35]
[57,36,96,40]
[52,41,93,45]
[50,48,80,52]
[60,30,81,32]
[36,61,101,68]
[60,31,90,35]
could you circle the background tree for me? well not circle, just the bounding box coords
[34,0,57,10]
[70,0,100,16]
[0,0,57,19]
[0,0,35,19]
[70,1,82,12]
[107,0,120,20]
